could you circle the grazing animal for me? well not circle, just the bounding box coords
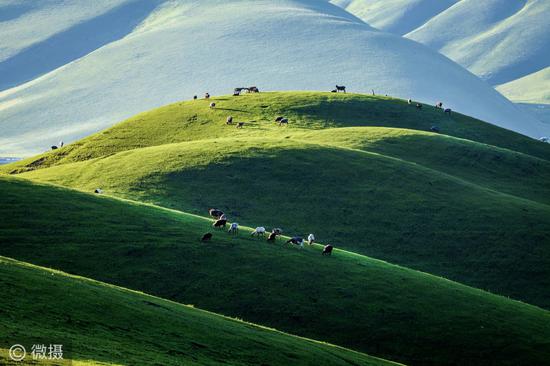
[251,227,266,237]
[372,89,375,96]
[286,237,304,247]
[213,219,227,229]
[205,93,210,99]
[51,145,58,150]
[201,233,213,242]
[331,89,337,93]
[416,103,423,110]
[210,102,216,109]
[94,188,103,194]
[59,141,64,147]
[444,108,452,115]
[335,85,346,93]
[209,208,224,219]
[236,122,245,128]
[322,244,334,256]
[279,118,288,126]
[540,137,549,143]
[430,125,440,133]
[248,86,259,93]
[272,228,283,235]
[275,116,284,122]
[407,99,412,104]
[226,116,233,125]
[193,95,198,100]
[228,222,239,235]
[436,102,443,109]
[307,233,315,245]
[267,232,278,242]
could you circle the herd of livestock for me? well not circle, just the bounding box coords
[202,208,334,256]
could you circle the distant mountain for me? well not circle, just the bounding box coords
[0,0,545,156]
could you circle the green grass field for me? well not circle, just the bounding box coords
[0,256,397,366]
[1,176,550,366]
[6,92,550,308]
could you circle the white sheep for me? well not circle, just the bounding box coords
[251,227,266,237]
[307,233,315,245]
[228,222,239,235]
[209,102,216,108]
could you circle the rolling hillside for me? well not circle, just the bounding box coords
[0,0,545,157]
[1,176,550,366]
[5,92,550,309]
[0,257,395,366]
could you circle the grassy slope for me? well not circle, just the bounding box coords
[0,257,394,366]
[1,176,550,366]
[15,135,550,309]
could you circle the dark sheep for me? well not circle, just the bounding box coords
[444,108,452,115]
[267,232,278,242]
[193,95,197,100]
[210,102,216,109]
[226,116,233,125]
[275,116,284,122]
[279,118,288,126]
[430,125,440,133]
[201,233,213,242]
[236,122,245,128]
[51,145,58,150]
[205,93,210,99]
[213,219,227,229]
[209,208,224,219]
[322,244,333,256]
[286,237,304,247]
[335,85,346,93]
[331,89,337,93]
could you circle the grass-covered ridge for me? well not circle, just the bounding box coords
[0,257,396,366]
[1,176,550,366]
[14,134,550,308]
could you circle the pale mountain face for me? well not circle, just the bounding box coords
[0,0,546,156]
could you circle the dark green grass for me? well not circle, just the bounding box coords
[15,137,550,308]
[1,176,550,366]
[0,257,395,366]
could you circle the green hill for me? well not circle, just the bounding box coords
[0,256,395,366]
[1,176,550,366]
[12,133,550,308]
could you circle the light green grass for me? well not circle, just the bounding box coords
[1,176,550,366]
[0,256,396,366]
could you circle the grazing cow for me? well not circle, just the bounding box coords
[322,244,333,255]
[335,85,346,93]
[210,102,216,109]
[236,122,245,128]
[94,188,103,194]
[248,86,259,93]
[205,93,210,99]
[430,125,440,133]
[444,108,452,115]
[209,208,224,219]
[251,227,266,237]
[226,116,233,125]
[279,118,288,126]
[213,219,227,229]
[416,103,423,110]
[275,116,284,123]
[436,102,443,109]
[307,233,315,245]
[201,233,213,242]
[51,145,58,150]
[228,222,239,235]
[286,237,304,247]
